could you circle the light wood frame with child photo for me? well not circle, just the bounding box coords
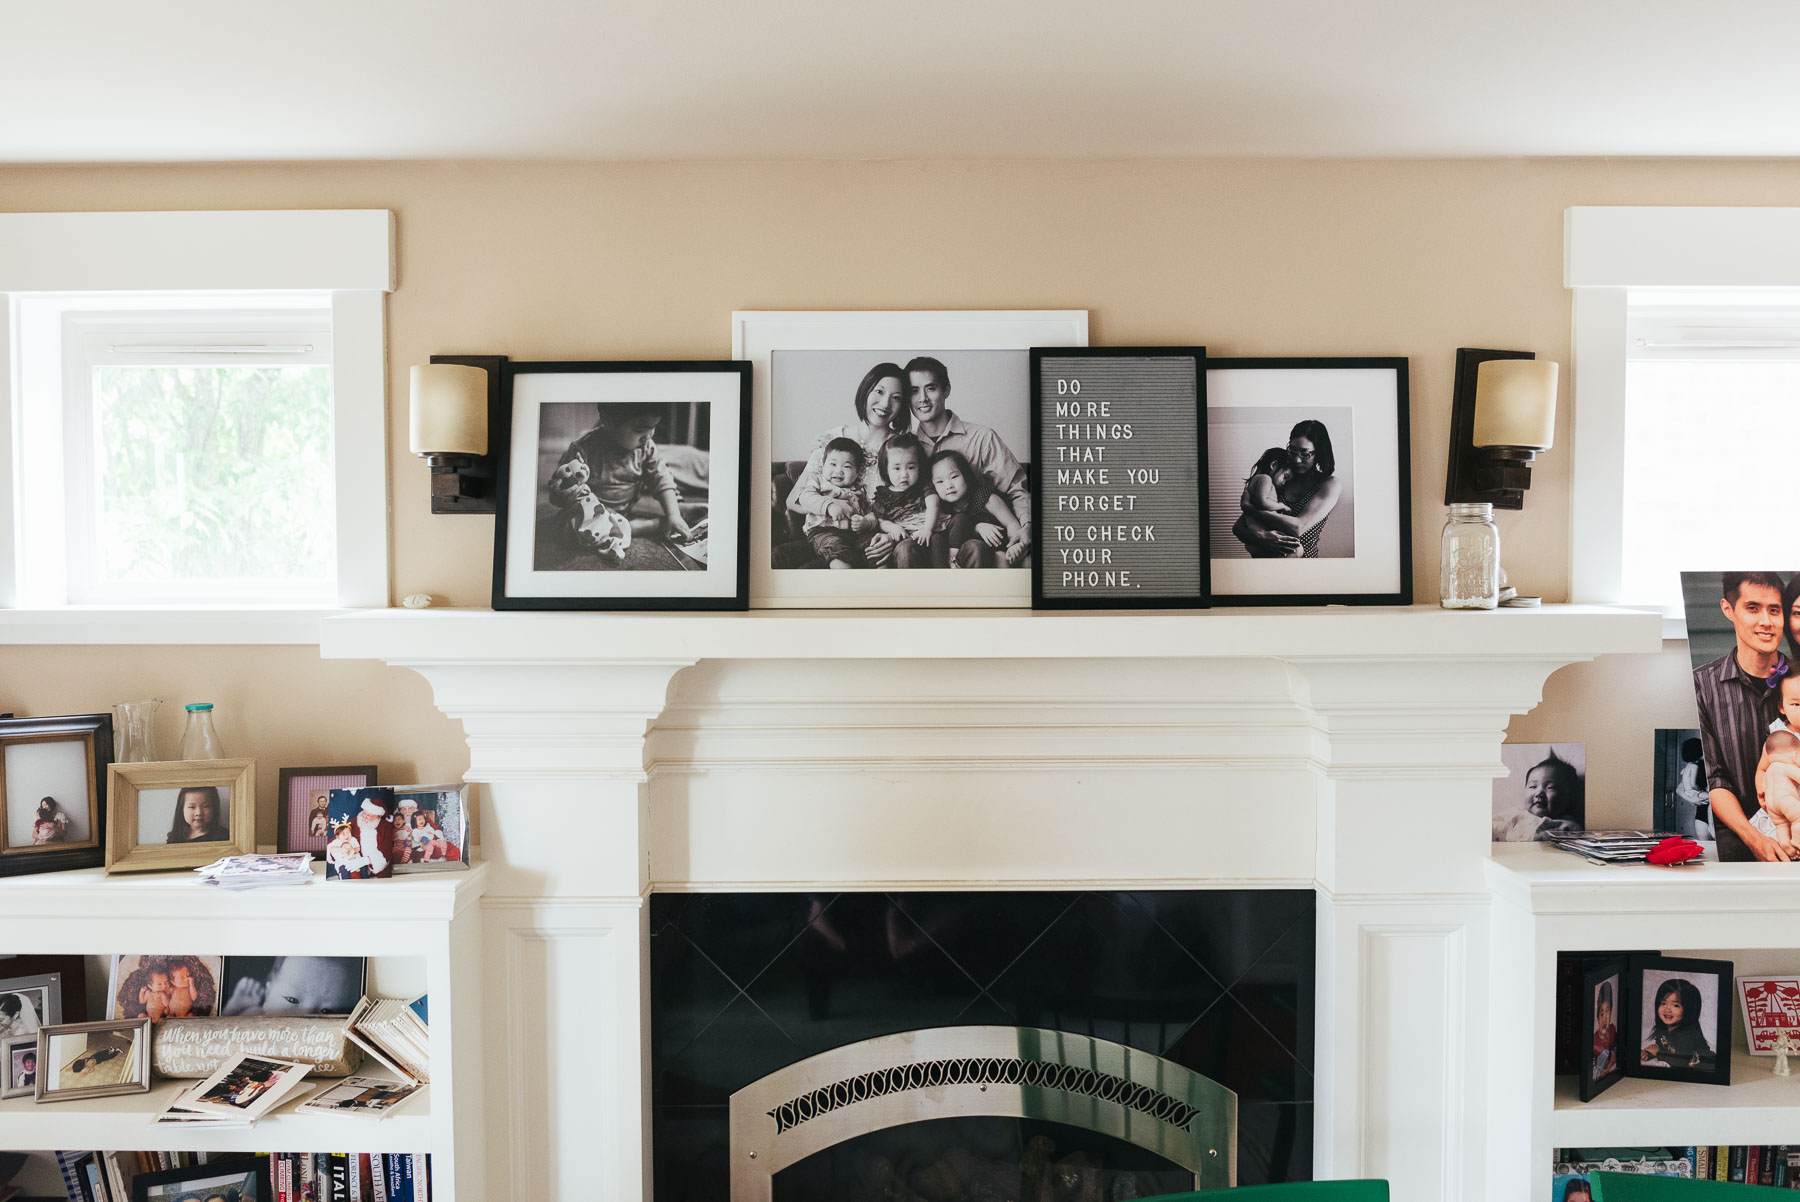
[105,759,255,874]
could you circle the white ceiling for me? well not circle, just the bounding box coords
[7,0,1800,162]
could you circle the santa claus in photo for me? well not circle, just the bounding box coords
[351,792,397,879]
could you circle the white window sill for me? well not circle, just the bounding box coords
[0,606,348,645]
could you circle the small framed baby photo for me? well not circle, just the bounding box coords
[278,764,377,858]
[493,360,753,611]
[35,1016,152,1102]
[1626,954,1734,1087]
[1491,742,1586,842]
[1,1031,37,1099]
[389,783,472,874]
[106,954,223,1022]
[105,759,255,873]
[0,712,111,878]
[1578,957,1627,1102]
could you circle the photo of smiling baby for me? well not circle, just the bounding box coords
[1492,742,1587,842]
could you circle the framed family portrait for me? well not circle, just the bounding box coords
[493,360,752,610]
[105,759,255,873]
[1205,358,1412,605]
[1578,957,1627,1101]
[36,1016,152,1102]
[1627,954,1733,1087]
[1030,347,1210,609]
[738,309,1089,608]
[1679,570,1800,862]
[0,712,111,877]
[278,765,377,857]
[390,783,472,873]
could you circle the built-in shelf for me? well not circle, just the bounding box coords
[0,1070,431,1153]
[1553,1049,1800,1146]
[321,603,1662,663]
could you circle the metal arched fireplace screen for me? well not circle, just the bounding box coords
[728,1026,1237,1200]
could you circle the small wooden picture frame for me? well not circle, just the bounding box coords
[277,765,377,858]
[105,760,255,874]
[35,1016,152,1102]
[0,712,112,877]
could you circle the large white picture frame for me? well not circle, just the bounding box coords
[735,310,1088,608]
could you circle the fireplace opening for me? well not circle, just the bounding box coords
[772,1115,1195,1202]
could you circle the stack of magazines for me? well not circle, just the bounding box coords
[193,853,315,889]
[346,995,431,1083]
[1544,830,1685,864]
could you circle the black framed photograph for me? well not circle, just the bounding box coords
[132,1160,264,1202]
[1627,954,1734,1086]
[737,310,1088,608]
[0,712,111,876]
[1205,357,1412,605]
[278,764,377,858]
[493,360,752,610]
[1030,347,1209,609]
[1578,957,1627,1101]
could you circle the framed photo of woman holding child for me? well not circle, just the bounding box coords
[736,310,1089,609]
[493,361,753,610]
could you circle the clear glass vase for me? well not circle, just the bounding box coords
[112,698,161,763]
[1440,502,1501,609]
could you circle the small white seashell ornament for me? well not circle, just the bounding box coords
[401,593,434,609]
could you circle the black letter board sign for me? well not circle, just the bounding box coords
[1030,347,1209,609]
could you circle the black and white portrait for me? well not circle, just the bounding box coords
[771,349,1034,574]
[3,737,92,849]
[0,985,53,1038]
[1492,742,1586,842]
[137,785,232,846]
[534,400,712,572]
[1205,360,1409,604]
[220,956,365,1016]
[1652,728,1712,840]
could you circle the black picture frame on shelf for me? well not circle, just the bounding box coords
[1577,956,1628,1102]
[1625,953,1734,1087]
[131,1159,265,1202]
[1204,357,1412,605]
[1029,347,1210,610]
[492,360,753,611]
[0,713,112,877]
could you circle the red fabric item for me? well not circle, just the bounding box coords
[1646,836,1704,866]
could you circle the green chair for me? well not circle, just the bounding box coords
[1138,1182,1390,1201]
[1589,1172,1792,1199]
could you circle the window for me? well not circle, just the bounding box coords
[15,294,338,605]
[1565,206,1800,629]
[0,209,393,631]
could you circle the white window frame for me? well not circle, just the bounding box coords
[1565,206,1800,635]
[0,209,394,642]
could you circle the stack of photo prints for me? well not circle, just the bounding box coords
[485,312,1415,611]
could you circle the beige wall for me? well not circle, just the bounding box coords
[3,156,1782,830]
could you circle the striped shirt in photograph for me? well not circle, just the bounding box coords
[1693,649,1786,859]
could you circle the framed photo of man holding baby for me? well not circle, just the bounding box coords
[736,310,1089,608]
[492,361,753,610]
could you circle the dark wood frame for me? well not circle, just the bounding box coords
[1625,954,1735,1087]
[1204,356,1413,606]
[131,1157,265,1202]
[1577,956,1627,1102]
[277,764,378,858]
[0,713,111,876]
[493,360,754,611]
[1029,346,1210,610]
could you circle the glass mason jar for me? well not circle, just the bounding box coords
[1440,502,1501,609]
[178,702,227,760]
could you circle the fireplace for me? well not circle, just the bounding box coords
[650,889,1314,1199]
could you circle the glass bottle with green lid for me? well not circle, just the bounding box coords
[178,702,226,760]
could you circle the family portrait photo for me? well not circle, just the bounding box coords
[1204,359,1410,605]
[389,785,468,873]
[3,735,93,851]
[108,954,221,1021]
[1491,742,1586,842]
[277,765,375,857]
[1651,728,1713,840]
[1632,956,1732,1084]
[771,349,1034,576]
[495,362,750,610]
[1680,570,1800,862]
[220,955,364,1017]
[136,785,232,846]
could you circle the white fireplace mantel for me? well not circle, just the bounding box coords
[321,604,1662,1202]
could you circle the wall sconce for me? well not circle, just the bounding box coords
[410,354,506,514]
[1444,348,1559,510]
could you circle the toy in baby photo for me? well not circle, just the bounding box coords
[570,488,632,562]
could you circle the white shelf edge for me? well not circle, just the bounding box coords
[0,607,347,645]
[1552,1048,1800,1146]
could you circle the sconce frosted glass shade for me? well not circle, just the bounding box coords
[409,363,489,456]
[1472,359,1558,450]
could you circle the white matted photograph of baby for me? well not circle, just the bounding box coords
[494,362,751,610]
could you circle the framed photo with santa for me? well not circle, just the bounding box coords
[389,783,472,875]
[325,786,399,881]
